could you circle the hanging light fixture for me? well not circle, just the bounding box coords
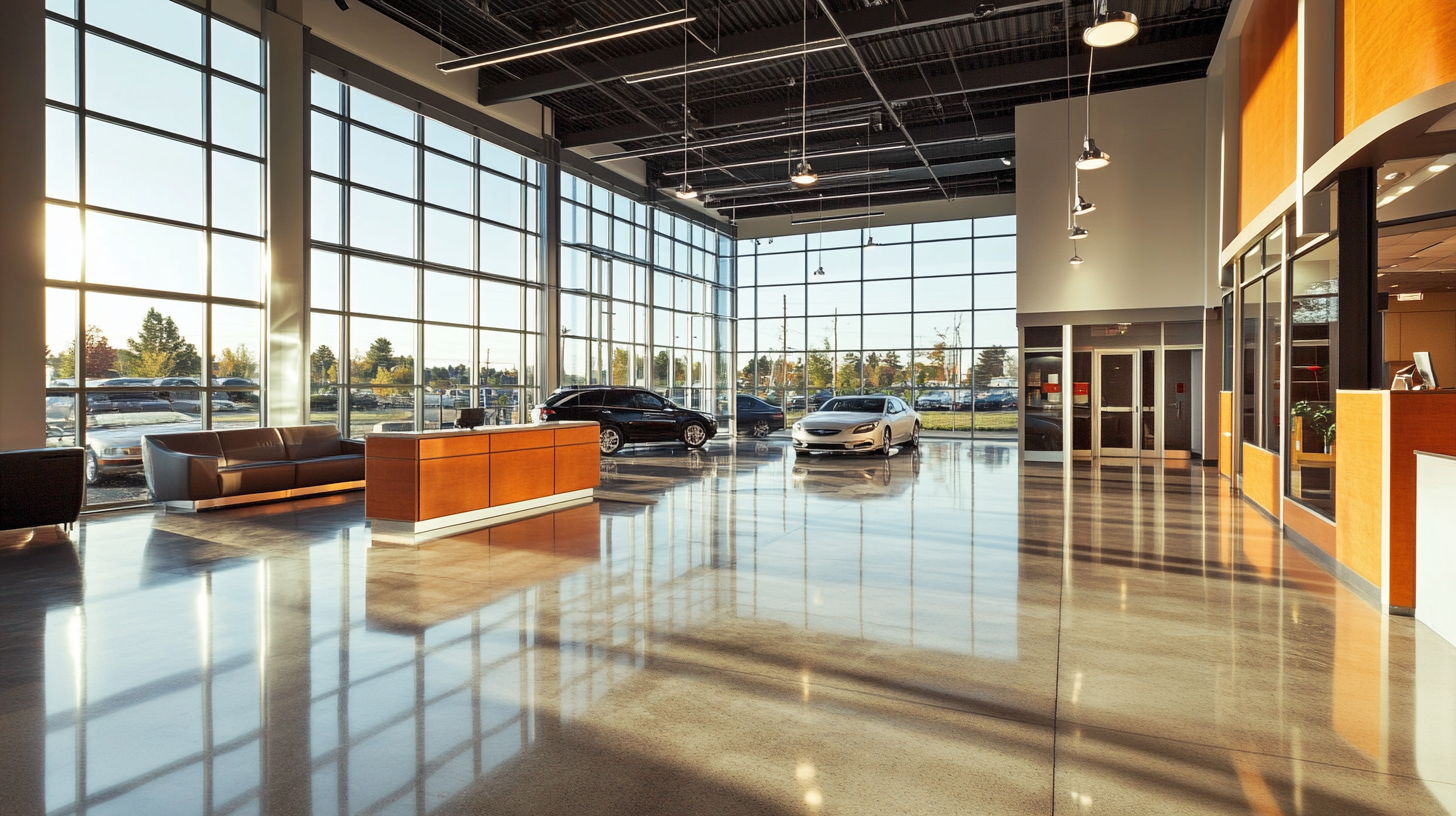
[862,123,876,248]
[1069,254,1084,266]
[1076,41,1112,170]
[1083,1,1139,48]
[673,12,698,201]
[1072,195,1096,215]
[789,0,817,187]
[1069,225,1089,240]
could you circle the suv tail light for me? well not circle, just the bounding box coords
[773,412,783,418]
[538,408,556,418]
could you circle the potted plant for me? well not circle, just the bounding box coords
[1292,401,1336,454]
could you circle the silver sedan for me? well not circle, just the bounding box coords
[791,395,921,455]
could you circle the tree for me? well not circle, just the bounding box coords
[973,346,1010,388]
[836,352,861,391]
[126,308,199,377]
[216,344,259,379]
[55,325,118,379]
[611,348,630,384]
[806,340,834,388]
[653,350,670,388]
[363,337,395,379]
[311,345,338,383]
[925,342,948,384]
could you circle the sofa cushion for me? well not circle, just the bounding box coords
[280,425,344,461]
[217,462,296,496]
[294,455,364,487]
[153,431,223,460]
[218,428,286,467]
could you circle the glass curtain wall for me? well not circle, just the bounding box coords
[44,0,267,506]
[560,173,733,418]
[1287,238,1338,518]
[736,217,1017,437]
[308,74,543,436]
[1238,225,1285,455]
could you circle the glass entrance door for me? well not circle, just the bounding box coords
[1095,351,1138,457]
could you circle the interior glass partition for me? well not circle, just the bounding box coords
[43,0,267,507]
[736,217,1017,438]
[1286,237,1338,519]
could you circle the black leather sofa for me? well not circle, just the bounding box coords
[1,448,84,531]
[143,425,365,510]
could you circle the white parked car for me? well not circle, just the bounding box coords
[791,395,920,456]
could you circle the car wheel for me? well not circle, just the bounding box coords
[907,422,921,447]
[84,451,100,485]
[877,427,894,456]
[751,419,771,438]
[682,422,708,448]
[599,425,625,456]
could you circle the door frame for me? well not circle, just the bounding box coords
[1093,349,1140,458]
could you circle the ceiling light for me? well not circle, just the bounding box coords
[674,181,698,200]
[1083,10,1139,48]
[1069,254,1084,265]
[593,120,871,162]
[437,10,696,72]
[1072,196,1097,215]
[789,211,885,226]
[1070,226,1089,240]
[1380,195,1398,205]
[1398,186,1414,193]
[812,266,826,276]
[624,41,846,83]
[1076,139,1111,170]
[661,144,902,176]
[718,186,931,210]
[864,236,878,249]
[790,160,818,186]
[1385,171,1407,181]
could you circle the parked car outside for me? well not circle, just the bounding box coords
[72,410,205,485]
[532,385,719,455]
[736,394,786,437]
[974,392,1018,411]
[791,396,920,456]
[915,391,953,411]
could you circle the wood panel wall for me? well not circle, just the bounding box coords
[1219,391,1233,478]
[1335,391,1385,589]
[1338,0,1456,139]
[1238,0,1299,229]
[1386,393,1456,609]
[1241,442,1280,516]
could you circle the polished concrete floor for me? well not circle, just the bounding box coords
[2,438,1455,816]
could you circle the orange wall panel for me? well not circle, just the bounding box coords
[1241,443,1280,516]
[489,429,555,452]
[1335,391,1385,589]
[489,448,555,506]
[366,457,418,521]
[553,443,601,495]
[1282,497,1336,557]
[367,436,418,460]
[1386,393,1456,608]
[418,454,490,521]
[1339,0,1456,138]
[1238,0,1298,229]
[419,433,491,459]
[554,424,599,446]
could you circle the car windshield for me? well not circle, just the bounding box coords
[820,397,885,413]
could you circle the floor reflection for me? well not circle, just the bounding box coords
[0,442,1455,814]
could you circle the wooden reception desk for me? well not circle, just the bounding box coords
[365,421,599,539]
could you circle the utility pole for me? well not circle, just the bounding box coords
[780,293,788,402]
[833,308,839,397]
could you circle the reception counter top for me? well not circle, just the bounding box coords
[364,422,600,540]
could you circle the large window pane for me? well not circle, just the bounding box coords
[211,153,262,235]
[310,313,341,384]
[46,107,79,201]
[350,126,416,197]
[85,211,206,294]
[863,314,911,350]
[46,204,83,282]
[211,304,262,423]
[88,0,203,63]
[211,19,261,85]
[914,240,970,277]
[975,273,1017,310]
[423,208,473,270]
[212,236,263,302]
[211,77,262,156]
[974,237,1016,273]
[479,330,521,386]
[349,189,416,258]
[480,171,522,227]
[348,88,416,139]
[479,222,522,278]
[914,276,971,312]
[350,258,417,319]
[424,152,473,213]
[973,309,1017,348]
[312,177,342,244]
[756,252,805,286]
[480,280,522,330]
[87,292,204,380]
[424,118,472,159]
[45,287,79,386]
[1288,239,1338,518]
[46,20,77,105]
[863,242,911,280]
[425,270,472,325]
[862,280,912,314]
[311,111,341,176]
[86,35,203,139]
[311,249,341,311]
[86,118,205,224]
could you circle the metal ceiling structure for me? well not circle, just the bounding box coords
[361,0,1231,217]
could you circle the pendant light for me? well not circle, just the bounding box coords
[1072,195,1096,215]
[1069,254,1084,266]
[789,0,817,187]
[1069,225,1089,240]
[1075,47,1111,170]
[862,123,876,249]
[1083,1,1139,48]
[674,12,698,200]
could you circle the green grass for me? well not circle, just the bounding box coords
[916,410,1017,432]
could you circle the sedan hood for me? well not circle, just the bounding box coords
[800,411,884,428]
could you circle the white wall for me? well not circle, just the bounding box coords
[1015,79,1210,321]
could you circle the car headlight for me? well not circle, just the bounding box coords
[852,422,878,434]
[792,422,802,431]
[102,446,126,456]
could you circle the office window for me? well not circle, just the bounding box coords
[1287,238,1339,519]
[1240,225,1284,452]
[44,1,265,510]
[309,78,542,434]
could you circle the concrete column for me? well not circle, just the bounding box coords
[1220,37,1243,248]
[265,7,309,427]
[1297,0,1336,236]
[0,0,48,451]
[1337,167,1379,390]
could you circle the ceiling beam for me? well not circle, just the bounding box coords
[477,0,1064,106]
[560,33,1217,147]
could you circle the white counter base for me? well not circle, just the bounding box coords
[369,488,595,545]
[1415,452,1456,647]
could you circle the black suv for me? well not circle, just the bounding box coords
[532,386,719,455]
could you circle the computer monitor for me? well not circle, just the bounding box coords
[456,407,486,429]
[1414,351,1438,390]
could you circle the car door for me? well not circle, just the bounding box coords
[599,390,643,438]
[888,398,911,441]
[633,392,678,440]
